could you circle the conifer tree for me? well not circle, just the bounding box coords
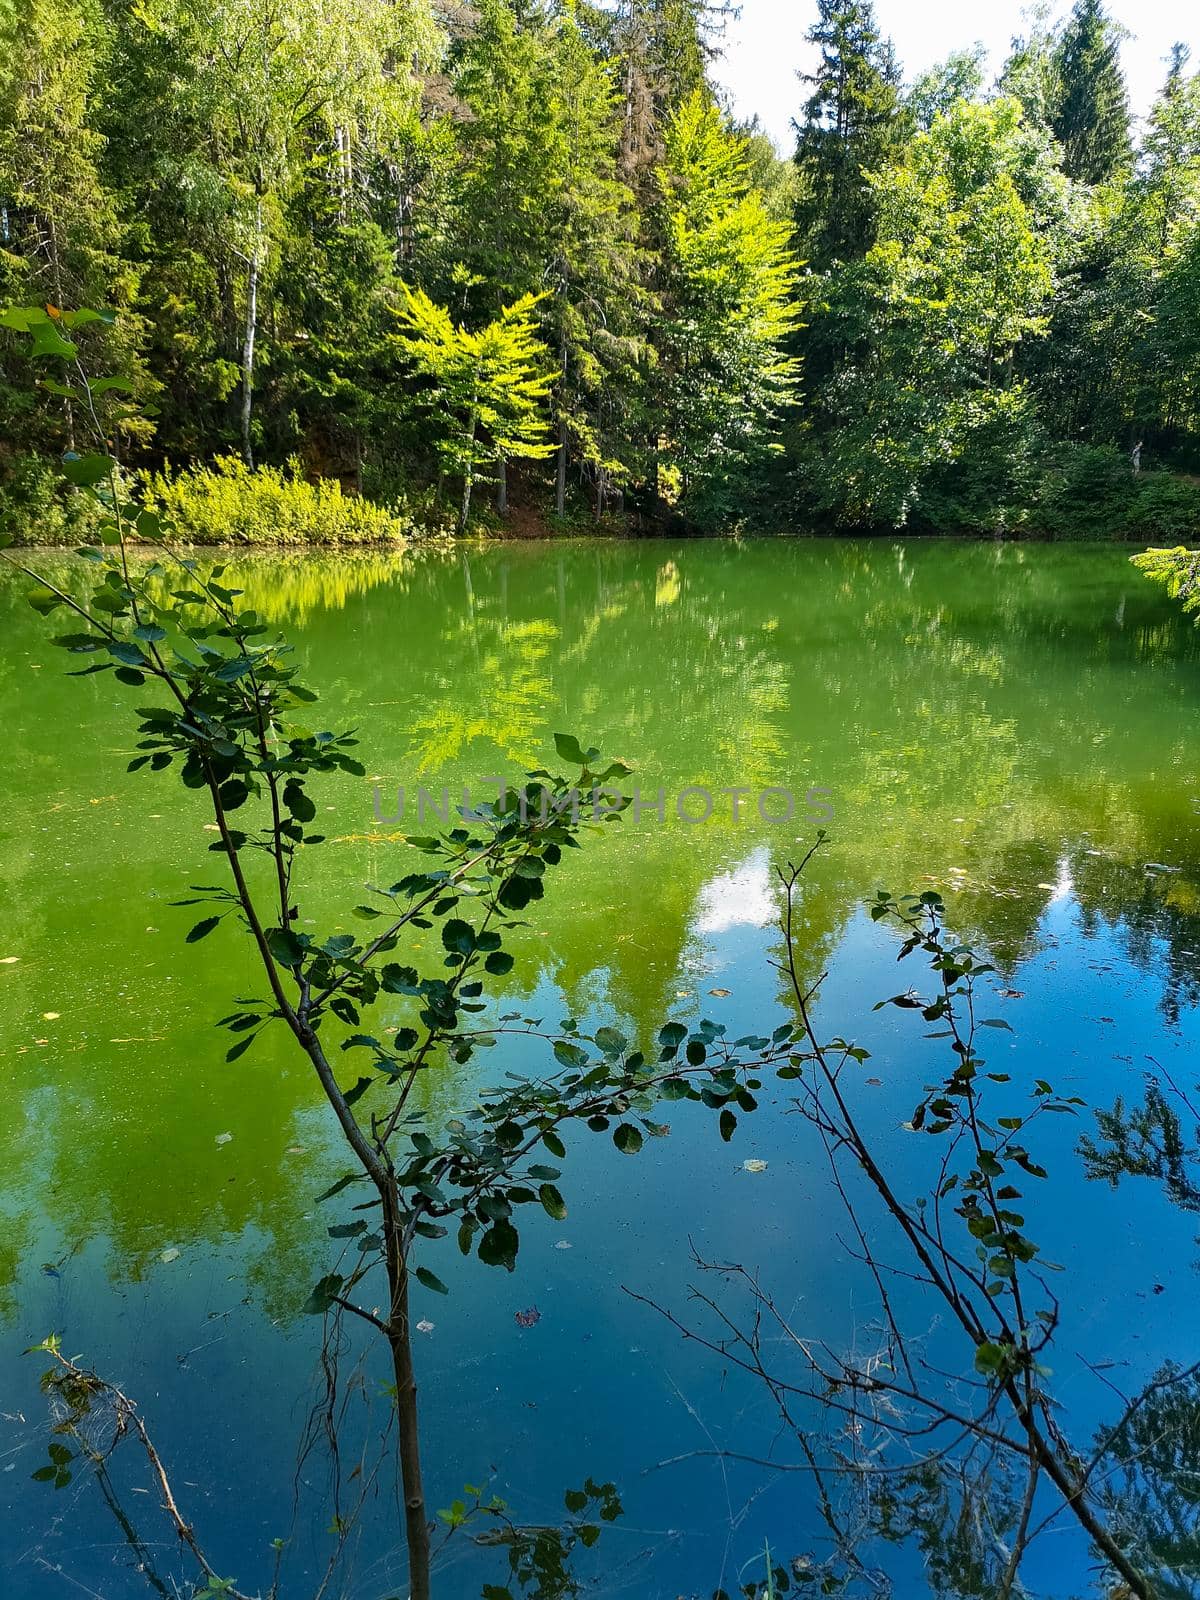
[1051,0,1132,185]
[791,0,903,267]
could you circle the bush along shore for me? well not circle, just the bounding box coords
[3,443,1200,548]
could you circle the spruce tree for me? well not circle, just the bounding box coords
[1051,0,1132,185]
[792,0,903,267]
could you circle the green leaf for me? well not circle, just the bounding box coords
[0,306,49,330]
[315,1174,360,1203]
[415,1266,449,1295]
[553,1039,588,1069]
[973,1340,1006,1375]
[484,950,514,975]
[441,917,475,955]
[538,1183,567,1221]
[267,928,305,968]
[186,916,220,943]
[31,324,78,359]
[27,586,64,616]
[283,779,316,824]
[612,1123,642,1155]
[478,1219,519,1271]
[60,308,115,329]
[61,452,112,487]
[553,732,588,765]
[107,641,147,667]
[302,1273,344,1315]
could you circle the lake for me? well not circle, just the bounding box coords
[1,537,1198,1598]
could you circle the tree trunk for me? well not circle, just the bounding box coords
[240,199,262,469]
[383,1188,431,1600]
[44,213,76,451]
[555,339,568,517]
[594,465,606,524]
[459,397,479,533]
[555,421,568,518]
[496,453,508,518]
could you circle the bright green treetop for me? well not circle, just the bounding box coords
[654,91,804,527]
[392,285,556,530]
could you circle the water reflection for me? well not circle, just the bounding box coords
[1,538,1199,1598]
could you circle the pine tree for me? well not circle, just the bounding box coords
[1051,0,1132,185]
[1141,45,1200,247]
[792,0,903,267]
[542,3,648,517]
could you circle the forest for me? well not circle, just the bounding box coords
[2,0,1200,540]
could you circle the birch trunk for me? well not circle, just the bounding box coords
[240,199,263,469]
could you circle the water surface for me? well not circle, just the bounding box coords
[1,539,1198,1597]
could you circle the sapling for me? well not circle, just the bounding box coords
[3,305,791,1600]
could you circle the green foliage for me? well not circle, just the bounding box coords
[1050,0,1132,185]
[1030,448,1200,539]
[1131,544,1200,620]
[442,1477,622,1600]
[0,453,108,547]
[0,0,1198,537]
[654,93,803,527]
[141,457,413,547]
[793,0,904,267]
[907,47,987,133]
[799,99,1055,529]
[392,287,556,530]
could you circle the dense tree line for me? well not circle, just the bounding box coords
[1,0,1199,534]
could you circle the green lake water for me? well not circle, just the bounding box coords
[1,538,1199,1597]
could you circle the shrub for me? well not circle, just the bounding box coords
[1029,446,1200,541]
[1030,445,1138,539]
[0,453,108,546]
[141,456,413,545]
[1127,472,1200,543]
